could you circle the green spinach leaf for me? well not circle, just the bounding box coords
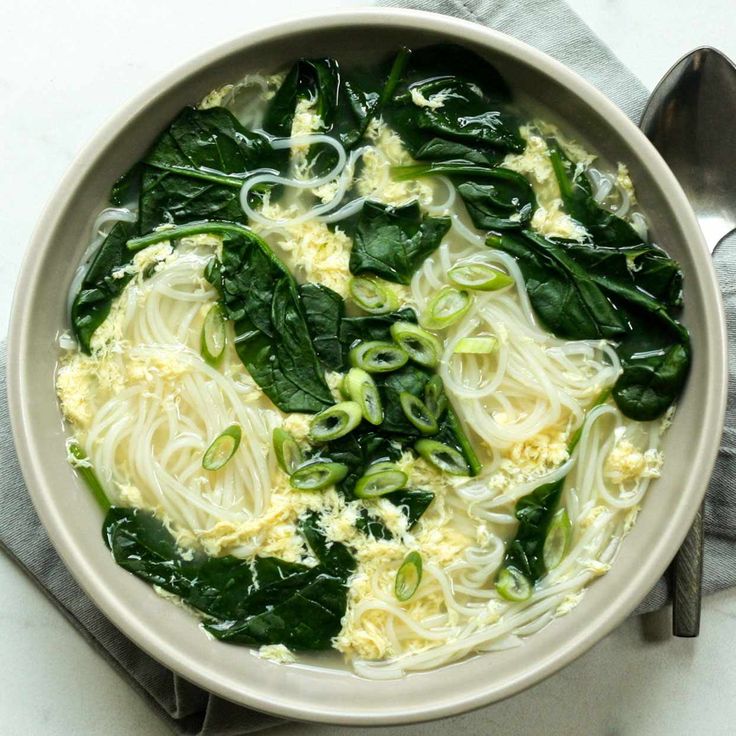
[374,365,481,475]
[355,489,435,540]
[103,506,353,650]
[457,177,536,230]
[384,488,435,528]
[496,230,628,340]
[386,48,522,160]
[348,201,450,284]
[495,229,690,420]
[391,163,535,230]
[549,145,643,247]
[116,107,273,234]
[413,137,504,166]
[503,477,565,583]
[340,307,418,351]
[325,430,402,499]
[375,364,433,436]
[298,511,357,576]
[355,509,394,540]
[213,225,334,412]
[396,44,513,102]
[299,283,345,371]
[613,342,690,422]
[71,221,137,353]
[564,242,683,312]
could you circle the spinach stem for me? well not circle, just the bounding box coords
[126,221,297,291]
[150,164,246,189]
[68,442,111,512]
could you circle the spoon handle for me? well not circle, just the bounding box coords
[672,502,704,636]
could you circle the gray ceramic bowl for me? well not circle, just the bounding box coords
[7,8,728,726]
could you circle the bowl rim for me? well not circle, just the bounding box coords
[7,7,728,725]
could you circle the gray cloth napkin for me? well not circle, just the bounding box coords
[2,1,735,733]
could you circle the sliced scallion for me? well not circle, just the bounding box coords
[202,424,242,471]
[272,428,303,475]
[395,551,423,602]
[543,509,572,571]
[290,461,349,491]
[363,461,401,476]
[495,566,532,602]
[67,441,111,511]
[424,375,448,420]
[390,321,442,368]
[354,466,408,499]
[349,341,408,373]
[453,336,498,355]
[308,401,363,442]
[421,286,472,330]
[445,407,482,477]
[200,303,227,365]
[343,368,383,425]
[348,276,399,314]
[448,262,514,291]
[399,392,438,435]
[414,439,469,476]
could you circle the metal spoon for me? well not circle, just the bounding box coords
[640,47,736,636]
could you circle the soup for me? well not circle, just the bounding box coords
[56,45,689,677]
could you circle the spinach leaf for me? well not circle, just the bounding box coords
[384,488,435,528]
[386,49,523,160]
[435,406,483,477]
[326,430,402,498]
[396,44,513,102]
[495,229,691,420]
[216,227,334,412]
[71,221,137,353]
[375,365,481,474]
[356,509,394,540]
[299,511,357,576]
[408,79,522,152]
[390,163,535,230]
[348,201,450,284]
[116,107,273,234]
[503,477,565,584]
[265,49,411,164]
[376,364,433,436]
[566,244,691,421]
[496,230,628,340]
[564,242,683,312]
[549,145,643,247]
[613,342,691,422]
[457,175,536,230]
[340,307,418,351]
[264,59,340,137]
[414,137,504,166]
[103,506,353,650]
[299,283,345,371]
[355,490,434,540]
[205,572,348,648]
[220,231,286,335]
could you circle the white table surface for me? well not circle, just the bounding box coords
[1,1,735,734]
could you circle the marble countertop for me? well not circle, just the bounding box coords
[1,1,735,734]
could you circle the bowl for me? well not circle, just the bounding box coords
[7,7,728,726]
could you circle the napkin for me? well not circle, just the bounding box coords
[2,1,735,733]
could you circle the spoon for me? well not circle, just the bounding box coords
[640,47,736,636]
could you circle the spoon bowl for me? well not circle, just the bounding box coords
[641,47,736,251]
